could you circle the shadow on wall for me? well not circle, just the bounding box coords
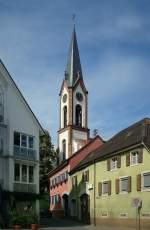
[69,179,91,225]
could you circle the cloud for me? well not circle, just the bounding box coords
[0,0,150,145]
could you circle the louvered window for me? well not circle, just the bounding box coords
[102,181,108,195]
[120,177,128,192]
[143,172,150,189]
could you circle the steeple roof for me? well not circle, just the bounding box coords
[65,27,83,86]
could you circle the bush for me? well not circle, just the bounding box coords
[10,210,38,227]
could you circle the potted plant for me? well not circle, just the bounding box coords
[10,210,23,230]
[31,213,39,230]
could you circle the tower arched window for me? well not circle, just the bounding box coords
[0,87,4,123]
[63,106,67,128]
[62,139,66,161]
[75,104,82,127]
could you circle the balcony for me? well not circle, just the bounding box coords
[0,123,7,155]
[14,145,36,160]
[13,182,36,193]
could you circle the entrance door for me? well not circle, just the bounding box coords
[62,194,68,216]
[80,194,90,224]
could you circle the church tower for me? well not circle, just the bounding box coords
[58,26,90,162]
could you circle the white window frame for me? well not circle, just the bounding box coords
[130,151,139,166]
[14,163,34,184]
[141,171,150,191]
[102,180,109,196]
[110,157,117,171]
[119,176,128,194]
[14,132,35,149]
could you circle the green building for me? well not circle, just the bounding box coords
[69,118,150,229]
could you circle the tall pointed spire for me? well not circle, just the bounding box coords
[65,26,83,86]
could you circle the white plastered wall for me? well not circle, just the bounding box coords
[59,130,69,160]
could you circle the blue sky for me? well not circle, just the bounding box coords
[0,0,150,145]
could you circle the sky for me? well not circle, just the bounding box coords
[0,0,150,146]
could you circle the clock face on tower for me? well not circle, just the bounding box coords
[63,94,67,103]
[76,92,83,102]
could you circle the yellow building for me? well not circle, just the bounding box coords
[69,118,150,229]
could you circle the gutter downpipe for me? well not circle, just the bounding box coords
[93,159,96,226]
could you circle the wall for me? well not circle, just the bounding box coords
[70,147,150,228]
[95,147,150,227]
[0,62,40,194]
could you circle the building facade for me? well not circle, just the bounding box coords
[49,136,103,217]
[69,118,150,228]
[0,60,44,224]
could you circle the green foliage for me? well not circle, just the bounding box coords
[10,210,38,227]
[40,130,57,193]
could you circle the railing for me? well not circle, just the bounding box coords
[14,145,36,160]
[13,182,36,193]
[0,124,7,155]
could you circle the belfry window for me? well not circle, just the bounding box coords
[75,104,82,127]
[63,106,67,128]
[0,87,4,122]
[62,139,66,161]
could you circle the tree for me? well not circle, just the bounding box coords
[39,130,56,194]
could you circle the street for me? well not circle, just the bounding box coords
[39,217,149,230]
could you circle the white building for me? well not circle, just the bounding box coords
[0,59,44,220]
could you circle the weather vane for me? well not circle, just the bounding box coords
[72,14,76,25]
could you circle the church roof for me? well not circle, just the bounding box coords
[65,26,83,86]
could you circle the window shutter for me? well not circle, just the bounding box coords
[108,180,111,195]
[128,176,131,192]
[137,174,141,191]
[138,149,143,163]
[98,182,102,196]
[126,153,130,166]
[86,170,89,182]
[115,179,119,194]
[107,159,110,171]
[117,155,121,168]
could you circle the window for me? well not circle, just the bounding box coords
[29,166,34,183]
[14,163,20,181]
[62,139,66,161]
[28,136,34,149]
[63,106,67,127]
[130,151,138,165]
[22,165,27,182]
[21,135,27,147]
[120,177,128,193]
[142,172,150,190]
[14,164,34,183]
[111,156,117,170]
[82,170,89,183]
[75,105,82,127]
[14,132,20,146]
[102,181,109,195]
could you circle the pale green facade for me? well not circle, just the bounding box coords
[69,145,150,227]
